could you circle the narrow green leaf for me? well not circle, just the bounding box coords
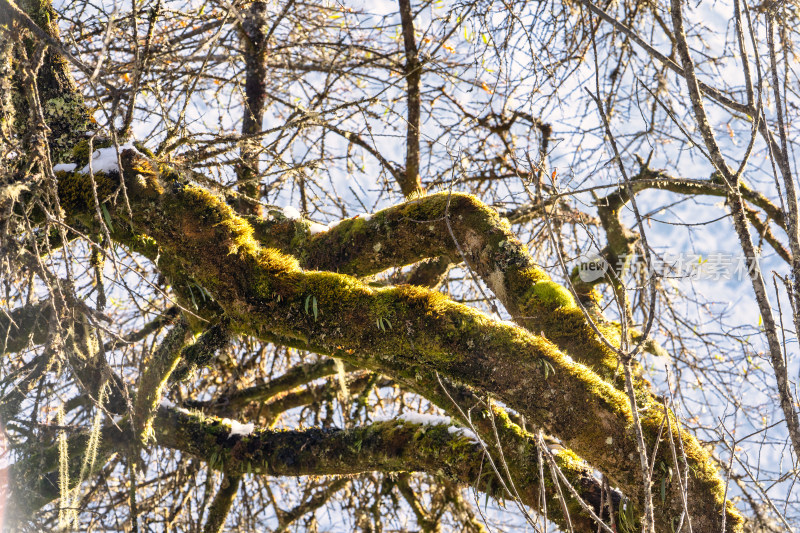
[101,204,114,232]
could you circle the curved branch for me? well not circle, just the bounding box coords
[249,192,625,385]
[153,406,612,532]
[50,153,743,530]
[202,473,241,533]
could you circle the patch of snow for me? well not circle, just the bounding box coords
[361,213,372,221]
[79,143,141,175]
[448,425,480,443]
[379,412,481,443]
[53,163,77,172]
[282,206,302,219]
[223,417,255,437]
[398,412,452,426]
[309,222,329,235]
[159,397,192,416]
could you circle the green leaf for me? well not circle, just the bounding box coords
[101,204,114,233]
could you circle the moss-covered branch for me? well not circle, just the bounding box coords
[185,349,625,528]
[132,319,191,444]
[8,400,600,532]
[153,406,608,531]
[183,333,625,529]
[50,151,743,531]
[248,191,625,385]
[170,320,230,382]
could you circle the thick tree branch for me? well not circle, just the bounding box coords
[248,192,627,386]
[153,406,612,532]
[3,0,91,161]
[47,154,743,531]
[170,320,230,382]
[234,1,284,215]
[8,398,608,533]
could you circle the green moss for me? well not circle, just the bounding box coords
[56,168,118,213]
[158,164,182,184]
[399,192,450,220]
[530,280,576,309]
[58,156,739,531]
[124,233,159,257]
[19,0,56,28]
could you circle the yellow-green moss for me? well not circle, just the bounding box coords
[530,280,577,309]
[52,156,741,532]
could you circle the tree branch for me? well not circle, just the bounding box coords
[48,151,743,530]
[398,0,423,197]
